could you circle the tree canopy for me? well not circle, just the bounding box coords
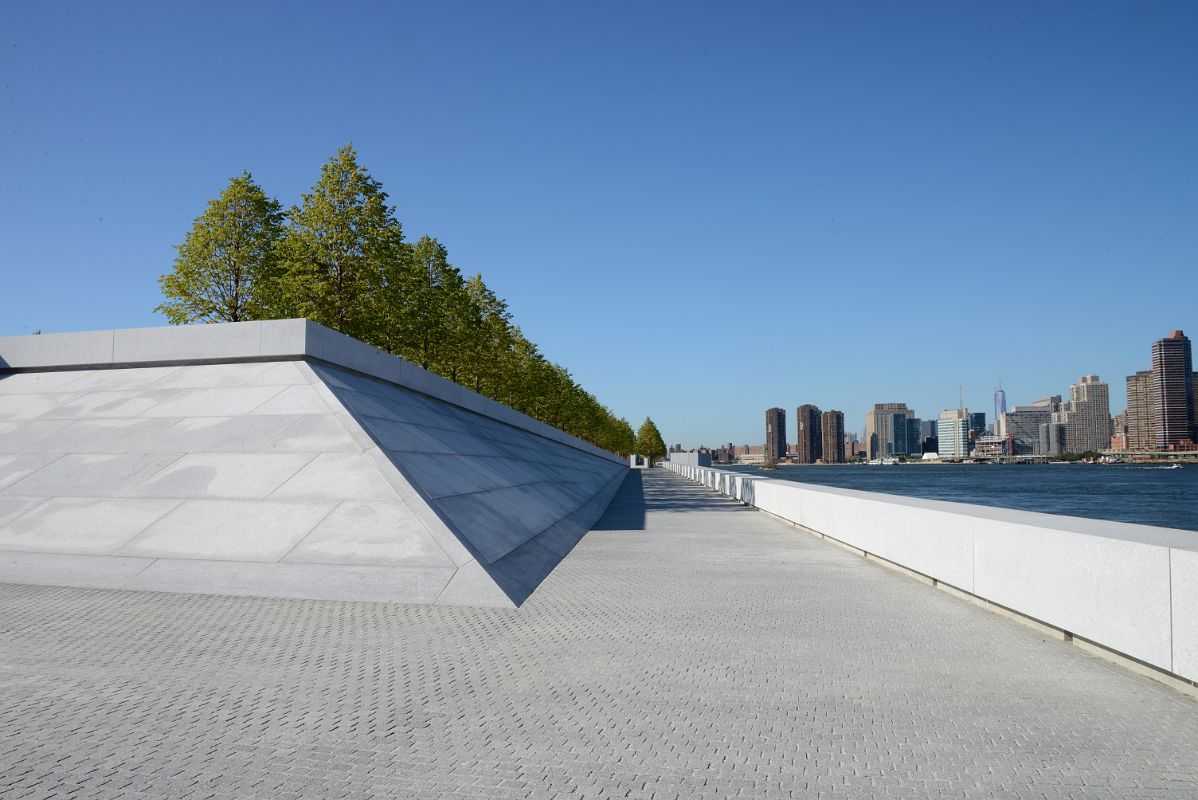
[272,145,403,342]
[156,145,643,456]
[634,418,667,464]
[156,172,284,324]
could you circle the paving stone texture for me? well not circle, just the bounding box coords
[2,469,1197,799]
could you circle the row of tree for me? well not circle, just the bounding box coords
[157,145,662,456]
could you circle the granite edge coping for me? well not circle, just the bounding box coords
[0,319,625,465]
[666,462,1198,552]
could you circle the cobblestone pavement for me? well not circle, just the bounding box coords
[2,469,1196,799]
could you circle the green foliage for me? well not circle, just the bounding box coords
[155,144,646,456]
[157,172,284,323]
[634,418,667,465]
[273,144,404,341]
[1053,450,1104,462]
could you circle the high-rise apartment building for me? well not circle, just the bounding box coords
[795,404,822,464]
[1050,375,1111,454]
[1193,371,1198,434]
[937,408,970,459]
[821,410,845,463]
[765,407,786,464]
[865,403,915,459]
[1125,370,1156,451]
[1152,330,1195,449]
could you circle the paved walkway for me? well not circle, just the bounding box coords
[2,469,1196,799]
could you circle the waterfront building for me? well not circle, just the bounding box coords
[865,403,915,459]
[1003,398,1058,455]
[1111,412,1128,450]
[1152,330,1195,449]
[821,410,845,463]
[937,409,970,459]
[906,417,924,456]
[968,412,986,442]
[1111,411,1129,450]
[1060,375,1112,454]
[1193,370,1198,434]
[795,404,822,464]
[994,387,1008,437]
[1193,371,1198,435]
[1040,421,1066,456]
[1125,370,1156,451]
[973,434,1007,458]
[765,407,786,464]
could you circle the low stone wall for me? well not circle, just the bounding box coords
[664,462,1198,685]
[666,452,711,467]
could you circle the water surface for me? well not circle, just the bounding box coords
[722,463,1198,532]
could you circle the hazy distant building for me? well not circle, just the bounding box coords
[994,387,1008,437]
[1152,330,1195,449]
[865,403,915,459]
[765,407,786,464]
[795,404,822,464]
[973,434,1007,458]
[1040,421,1066,456]
[906,417,923,455]
[937,409,970,459]
[821,410,845,463]
[968,412,986,446]
[1003,397,1059,455]
[1111,412,1128,450]
[1125,370,1156,451]
[1193,370,1198,434]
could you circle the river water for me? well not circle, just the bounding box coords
[722,463,1198,532]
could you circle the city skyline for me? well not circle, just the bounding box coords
[680,329,1193,454]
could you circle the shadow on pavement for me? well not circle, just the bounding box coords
[591,469,747,531]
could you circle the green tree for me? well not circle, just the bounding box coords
[156,172,284,323]
[459,273,514,395]
[274,144,403,341]
[634,417,667,465]
[156,150,643,457]
[394,236,474,375]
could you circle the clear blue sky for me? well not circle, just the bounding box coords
[2,2,1195,446]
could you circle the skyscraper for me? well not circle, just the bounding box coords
[1125,370,1156,451]
[937,408,970,459]
[968,412,987,440]
[1057,375,1112,454]
[765,407,786,464]
[821,410,845,463]
[795,404,822,464]
[903,417,920,454]
[1152,330,1195,449]
[865,403,915,459]
[994,387,1008,437]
